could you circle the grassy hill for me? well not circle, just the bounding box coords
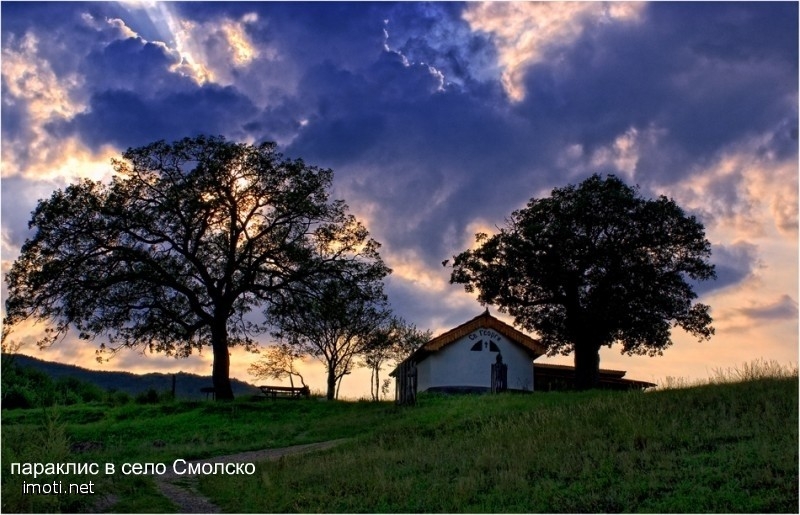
[200,376,799,513]
[2,369,797,513]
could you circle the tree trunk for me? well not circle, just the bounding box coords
[573,341,601,390]
[336,375,344,399]
[374,367,381,402]
[211,322,234,400]
[326,367,337,400]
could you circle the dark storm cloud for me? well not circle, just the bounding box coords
[173,1,391,77]
[384,278,464,333]
[79,37,187,94]
[38,15,262,150]
[258,1,795,272]
[1,77,30,144]
[284,69,537,264]
[1,2,138,78]
[381,2,499,89]
[509,2,797,186]
[0,176,67,248]
[3,1,796,314]
[54,85,259,150]
[692,242,760,296]
[266,6,543,264]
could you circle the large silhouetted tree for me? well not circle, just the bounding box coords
[449,174,716,390]
[4,135,385,400]
[267,265,391,400]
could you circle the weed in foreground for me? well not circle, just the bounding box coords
[1,409,97,513]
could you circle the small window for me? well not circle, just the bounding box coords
[489,342,500,352]
[470,340,483,351]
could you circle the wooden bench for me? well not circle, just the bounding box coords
[259,385,310,400]
[200,386,216,400]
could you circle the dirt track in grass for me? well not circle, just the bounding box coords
[152,439,349,513]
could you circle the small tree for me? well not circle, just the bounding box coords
[361,318,430,401]
[4,136,380,400]
[267,260,391,400]
[450,174,716,389]
[248,343,307,389]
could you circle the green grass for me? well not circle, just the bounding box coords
[2,364,797,513]
[199,378,798,513]
[1,409,86,513]
[1,397,398,512]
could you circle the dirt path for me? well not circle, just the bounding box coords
[152,439,349,513]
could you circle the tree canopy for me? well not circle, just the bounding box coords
[4,135,385,399]
[360,317,431,401]
[266,263,391,400]
[450,174,716,389]
[248,343,308,390]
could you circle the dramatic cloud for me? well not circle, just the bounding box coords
[463,2,645,101]
[691,242,761,296]
[738,295,798,322]
[1,2,796,397]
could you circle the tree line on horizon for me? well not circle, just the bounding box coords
[3,135,715,400]
[0,352,264,409]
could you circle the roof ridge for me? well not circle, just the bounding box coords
[412,309,546,360]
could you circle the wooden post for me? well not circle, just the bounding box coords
[395,360,418,406]
[406,362,417,405]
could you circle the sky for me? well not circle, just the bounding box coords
[1,1,797,399]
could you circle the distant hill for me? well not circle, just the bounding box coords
[3,354,261,400]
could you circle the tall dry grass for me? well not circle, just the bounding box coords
[657,358,798,390]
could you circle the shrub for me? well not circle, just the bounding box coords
[1,362,57,409]
[106,389,132,406]
[55,376,105,404]
[134,388,172,404]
